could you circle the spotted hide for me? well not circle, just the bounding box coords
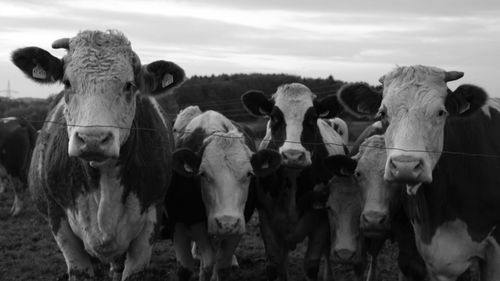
[166,110,271,281]
[12,30,184,281]
[0,117,36,216]
[338,65,499,281]
[242,83,347,281]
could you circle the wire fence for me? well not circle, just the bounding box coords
[26,118,500,159]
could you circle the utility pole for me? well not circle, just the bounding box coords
[0,80,19,98]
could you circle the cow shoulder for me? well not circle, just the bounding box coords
[120,96,173,211]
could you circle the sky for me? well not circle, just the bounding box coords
[0,0,499,98]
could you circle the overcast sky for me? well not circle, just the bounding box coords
[1,0,499,98]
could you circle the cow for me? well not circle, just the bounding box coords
[337,65,500,281]
[167,110,275,281]
[326,133,428,281]
[241,83,347,281]
[0,117,36,216]
[11,30,185,281]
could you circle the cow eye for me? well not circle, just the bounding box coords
[355,171,362,178]
[437,109,448,117]
[63,79,71,89]
[376,108,386,120]
[123,81,136,93]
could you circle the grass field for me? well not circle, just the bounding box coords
[0,187,407,281]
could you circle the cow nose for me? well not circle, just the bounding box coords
[334,249,356,262]
[361,211,388,228]
[281,149,306,166]
[211,215,244,235]
[76,131,113,148]
[388,155,423,182]
[68,128,117,160]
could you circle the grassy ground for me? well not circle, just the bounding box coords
[0,188,406,281]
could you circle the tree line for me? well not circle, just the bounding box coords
[1,73,371,133]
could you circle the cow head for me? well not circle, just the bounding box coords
[325,174,363,264]
[326,135,400,237]
[172,105,202,143]
[12,30,185,166]
[242,83,343,169]
[173,122,280,236]
[338,66,488,194]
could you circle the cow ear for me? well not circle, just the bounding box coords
[445,84,488,117]
[241,90,274,117]
[325,155,357,177]
[11,47,63,84]
[139,60,186,96]
[337,82,382,119]
[314,95,343,118]
[172,148,201,177]
[251,149,281,177]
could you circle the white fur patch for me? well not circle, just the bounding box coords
[413,219,489,280]
[66,163,150,262]
[317,119,346,156]
[273,83,314,153]
[258,120,272,150]
[148,96,168,129]
[183,111,236,137]
[481,98,500,119]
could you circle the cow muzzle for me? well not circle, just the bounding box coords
[208,215,245,236]
[385,154,432,184]
[360,210,389,237]
[332,248,359,264]
[68,128,120,162]
[281,149,310,168]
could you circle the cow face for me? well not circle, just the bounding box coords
[12,30,185,166]
[327,135,399,237]
[242,83,342,169]
[337,66,487,194]
[325,175,363,264]
[174,131,280,236]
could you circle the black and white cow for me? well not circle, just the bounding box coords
[167,110,273,281]
[12,30,185,281]
[338,65,500,281]
[242,83,347,281]
[0,117,36,216]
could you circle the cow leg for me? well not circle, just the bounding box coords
[366,254,378,281]
[304,213,329,281]
[259,212,288,281]
[392,219,427,281]
[0,164,7,194]
[121,208,157,280]
[285,211,321,250]
[190,222,215,281]
[109,254,126,281]
[321,253,334,281]
[10,177,24,216]
[480,236,500,281]
[52,220,94,280]
[174,223,196,281]
[364,237,386,281]
[215,235,242,280]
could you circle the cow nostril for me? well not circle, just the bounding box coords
[101,133,112,145]
[379,215,388,225]
[414,161,422,171]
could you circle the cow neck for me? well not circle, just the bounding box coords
[406,107,500,243]
[93,160,124,238]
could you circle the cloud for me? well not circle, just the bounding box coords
[1,0,499,98]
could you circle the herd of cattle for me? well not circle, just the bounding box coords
[1,29,499,281]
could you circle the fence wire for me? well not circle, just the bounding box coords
[26,119,500,159]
